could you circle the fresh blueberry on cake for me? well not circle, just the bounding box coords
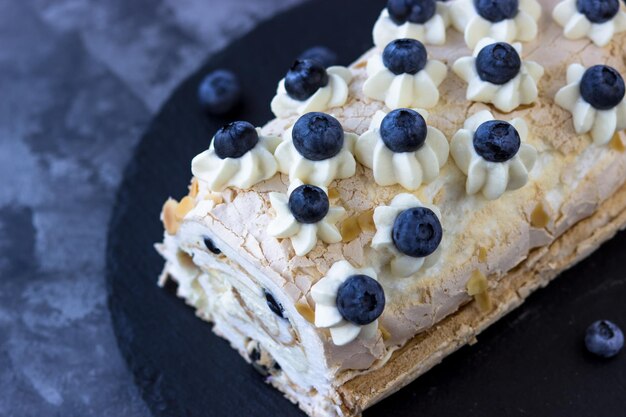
[197,69,241,115]
[475,41,521,85]
[336,275,386,325]
[473,120,521,163]
[285,59,330,101]
[392,207,442,257]
[576,0,619,23]
[298,46,339,68]
[264,289,286,319]
[580,64,626,110]
[213,121,259,159]
[387,0,438,24]
[474,0,519,22]
[585,320,624,358]
[288,184,330,224]
[382,38,428,75]
[380,109,428,153]
[291,112,344,161]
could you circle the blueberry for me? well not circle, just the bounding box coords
[298,46,338,68]
[288,185,330,224]
[473,0,519,22]
[380,109,428,153]
[383,39,428,75]
[580,65,626,110]
[292,112,345,161]
[392,207,442,258]
[576,0,619,23]
[387,0,437,25]
[336,275,386,325]
[198,70,241,115]
[213,121,259,159]
[203,237,221,255]
[264,290,286,319]
[475,42,521,85]
[473,120,521,163]
[285,59,329,101]
[585,320,624,358]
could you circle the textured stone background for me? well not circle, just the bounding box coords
[0,1,304,415]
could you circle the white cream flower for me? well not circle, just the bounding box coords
[191,128,280,192]
[311,261,382,346]
[451,110,537,200]
[362,50,447,110]
[372,3,450,47]
[452,38,544,113]
[372,193,443,278]
[355,109,449,190]
[270,66,352,118]
[449,0,541,48]
[555,63,626,145]
[553,0,626,47]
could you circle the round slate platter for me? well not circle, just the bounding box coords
[106,1,626,416]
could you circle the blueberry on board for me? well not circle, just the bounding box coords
[576,0,619,23]
[585,320,624,358]
[380,109,428,153]
[392,207,442,258]
[475,42,521,85]
[203,237,221,255]
[284,59,329,101]
[292,112,345,161]
[336,275,386,325]
[298,46,338,68]
[387,0,438,25]
[264,290,286,319]
[213,121,259,160]
[473,120,521,163]
[198,70,241,115]
[580,65,626,110]
[383,39,428,75]
[473,0,519,22]
[288,184,330,224]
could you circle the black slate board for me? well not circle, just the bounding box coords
[106,1,626,416]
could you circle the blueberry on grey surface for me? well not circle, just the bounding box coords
[336,275,386,325]
[264,290,286,319]
[392,207,442,258]
[585,320,624,358]
[383,38,428,75]
[387,0,437,25]
[292,112,345,161]
[213,121,259,159]
[298,46,338,68]
[473,120,521,163]
[580,65,626,110]
[203,237,222,255]
[284,59,329,101]
[475,42,521,85]
[380,109,428,153]
[576,0,619,23]
[473,0,519,22]
[198,70,241,115]
[288,184,330,224]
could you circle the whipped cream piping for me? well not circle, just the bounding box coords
[373,5,449,47]
[355,109,449,190]
[553,0,626,47]
[451,110,537,200]
[311,261,380,346]
[449,0,541,48]
[191,128,280,192]
[452,38,544,113]
[555,63,626,145]
[270,66,352,118]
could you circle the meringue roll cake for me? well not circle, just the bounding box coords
[155,0,626,416]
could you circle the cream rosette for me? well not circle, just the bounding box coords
[372,3,450,47]
[270,66,352,118]
[449,0,541,48]
[311,261,383,346]
[452,38,544,113]
[451,110,537,200]
[555,63,626,145]
[355,109,449,190]
[553,0,626,47]
[372,193,443,278]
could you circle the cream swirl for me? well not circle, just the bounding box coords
[355,109,449,190]
[553,0,626,47]
[270,66,352,118]
[372,4,450,47]
[449,0,541,48]
[451,110,537,200]
[362,50,447,109]
[372,193,443,278]
[555,63,626,145]
[452,38,544,113]
[310,261,381,346]
[191,128,279,192]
